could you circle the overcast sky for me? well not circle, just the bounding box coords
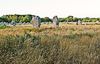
[0,0,100,18]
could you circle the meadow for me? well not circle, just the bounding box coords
[0,22,100,64]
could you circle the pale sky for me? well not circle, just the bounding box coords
[0,0,100,18]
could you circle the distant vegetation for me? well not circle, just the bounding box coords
[0,14,52,23]
[0,14,100,23]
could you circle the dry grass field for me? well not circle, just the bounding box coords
[0,23,100,64]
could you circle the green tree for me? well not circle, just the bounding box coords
[12,17,18,22]
[82,17,89,22]
[0,17,8,22]
[8,19,12,22]
[44,17,51,22]
[66,16,73,22]
[73,18,78,22]
[59,18,66,22]
[89,18,97,22]
[41,18,45,22]
[19,20,23,23]
[23,15,31,22]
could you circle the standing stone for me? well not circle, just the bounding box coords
[53,16,59,27]
[49,21,52,23]
[23,22,26,25]
[13,24,16,26]
[78,20,82,25]
[11,21,16,25]
[47,22,49,25]
[30,22,32,24]
[17,23,22,25]
[32,16,41,28]
[67,21,69,24]
[44,22,46,24]
[85,22,87,25]
[63,21,66,23]
[27,22,29,24]
[76,21,78,25]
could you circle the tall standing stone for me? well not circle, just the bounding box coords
[78,20,82,25]
[47,22,49,25]
[53,16,59,27]
[32,16,41,28]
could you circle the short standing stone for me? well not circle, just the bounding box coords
[30,22,32,24]
[47,22,49,25]
[27,22,29,24]
[49,21,52,23]
[6,22,9,25]
[3,23,6,25]
[32,16,41,28]
[67,21,69,24]
[85,22,87,25]
[53,16,59,27]
[23,22,26,25]
[17,23,22,25]
[78,20,82,25]
[13,24,16,26]
[0,23,2,25]
[76,21,78,25]
[63,21,66,23]
[44,22,46,24]
[11,21,16,25]
[1,22,3,25]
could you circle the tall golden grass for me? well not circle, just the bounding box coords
[0,23,100,64]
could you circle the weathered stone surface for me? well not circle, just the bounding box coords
[85,22,87,25]
[76,21,78,25]
[47,22,49,25]
[49,21,52,23]
[78,20,82,25]
[27,22,29,24]
[17,23,22,25]
[11,21,16,25]
[43,22,46,24]
[23,22,26,25]
[13,24,16,26]
[67,21,69,24]
[32,16,41,28]
[53,16,59,27]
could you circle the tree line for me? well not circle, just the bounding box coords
[0,14,100,23]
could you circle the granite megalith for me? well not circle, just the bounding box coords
[32,16,41,28]
[11,21,16,25]
[78,20,82,25]
[53,16,59,27]
[76,21,78,25]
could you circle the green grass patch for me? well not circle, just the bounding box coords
[24,27,56,32]
[70,28,75,31]
[0,25,11,29]
[24,28,43,32]
[95,23,100,25]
